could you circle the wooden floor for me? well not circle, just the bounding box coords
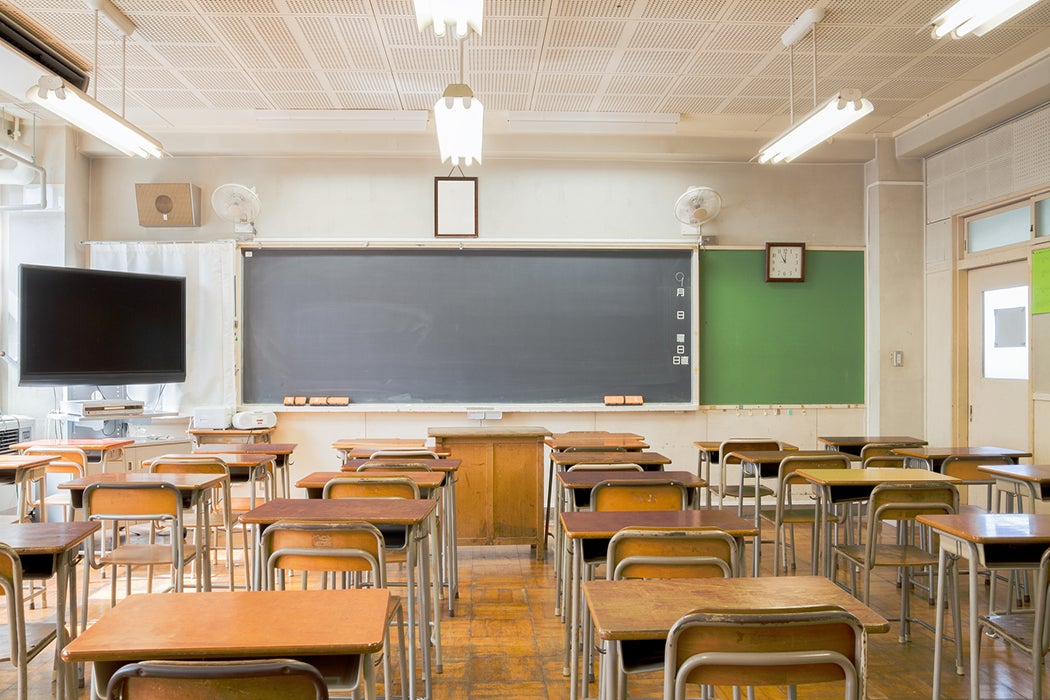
[3,522,1047,699]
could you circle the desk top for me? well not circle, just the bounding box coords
[585,576,890,641]
[0,521,99,554]
[146,453,277,468]
[978,463,1050,484]
[11,438,134,452]
[431,426,552,439]
[893,445,1033,460]
[341,448,452,460]
[551,431,644,440]
[187,427,276,437]
[62,589,390,662]
[692,440,799,454]
[557,470,705,489]
[297,471,447,491]
[560,509,758,539]
[550,451,670,467]
[728,449,838,463]
[816,436,927,448]
[342,458,459,473]
[0,454,56,470]
[546,436,649,451]
[916,513,1050,544]
[796,468,960,487]
[60,472,226,492]
[196,443,296,456]
[240,497,436,526]
[332,438,431,450]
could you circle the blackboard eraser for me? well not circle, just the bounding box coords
[308,397,328,406]
[604,395,625,405]
[283,396,295,405]
[327,396,350,405]
[293,396,307,406]
[624,395,644,405]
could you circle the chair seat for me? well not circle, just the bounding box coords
[835,543,938,569]
[101,543,199,567]
[721,484,774,498]
[758,505,820,525]
[0,623,58,664]
[979,612,1038,648]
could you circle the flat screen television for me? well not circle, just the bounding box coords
[18,264,187,386]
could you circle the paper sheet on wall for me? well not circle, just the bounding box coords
[1034,247,1050,315]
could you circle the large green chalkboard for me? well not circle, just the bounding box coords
[699,249,864,405]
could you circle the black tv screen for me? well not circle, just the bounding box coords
[18,264,187,386]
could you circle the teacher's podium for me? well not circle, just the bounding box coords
[429,426,550,559]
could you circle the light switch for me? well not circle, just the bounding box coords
[891,350,903,367]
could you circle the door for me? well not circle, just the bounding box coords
[967,261,1030,449]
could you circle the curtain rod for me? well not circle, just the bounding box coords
[81,240,238,245]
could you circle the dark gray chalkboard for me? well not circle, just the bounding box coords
[241,248,693,404]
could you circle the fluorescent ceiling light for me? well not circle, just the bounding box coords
[255,110,429,132]
[930,0,1042,39]
[434,83,482,166]
[507,112,679,135]
[27,76,163,158]
[757,89,873,163]
[414,0,482,38]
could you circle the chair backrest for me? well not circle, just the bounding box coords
[149,455,229,477]
[83,482,183,521]
[322,476,420,500]
[859,443,914,468]
[104,659,329,700]
[357,461,432,472]
[25,446,88,475]
[940,455,1012,483]
[565,446,627,453]
[664,605,862,700]
[263,520,386,589]
[868,482,959,531]
[0,542,25,661]
[567,464,643,472]
[369,449,439,459]
[591,480,688,512]
[607,527,736,580]
[777,454,851,488]
[719,439,782,465]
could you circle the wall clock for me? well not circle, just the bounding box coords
[765,242,806,282]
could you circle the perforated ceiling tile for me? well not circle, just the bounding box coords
[547,19,625,48]
[198,90,271,108]
[1012,2,1050,24]
[720,95,787,114]
[133,15,217,43]
[813,26,880,54]
[248,16,311,68]
[606,73,674,94]
[597,94,662,112]
[295,17,354,70]
[826,54,911,78]
[616,49,690,74]
[153,43,236,68]
[400,92,442,110]
[737,76,790,97]
[861,26,937,54]
[266,91,333,109]
[932,26,1040,54]
[334,92,402,109]
[540,48,615,73]
[672,76,741,96]
[395,71,457,93]
[207,16,279,69]
[131,88,206,108]
[22,10,97,42]
[483,93,530,111]
[870,98,913,116]
[642,0,729,21]
[71,41,161,69]
[325,71,396,91]
[284,0,370,14]
[894,0,957,25]
[473,18,546,47]
[389,47,458,72]
[687,51,764,76]
[488,0,547,18]
[472,73,531,93]
[252,71,323,91]
[120,67,184,90]
[659,94,723,113]
[900,54,988,79]
[379,16,450,46]
[820,0,905,25]
[629,20,710,50]
[119,0,195,11]
[194,0,281,15]
[177,69,254,91]
[724,0,815,24]
[331,17,386,69]
[556,0,636,19]
[469,48,537,73]
[870,79,945,99]
[535,73,602,94]
[705,23,785,52]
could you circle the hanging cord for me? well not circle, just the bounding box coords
[121,34,127,117]
[788,44,794,124]
[93,9,99,100]
[458,37,465,84]
[812,23,818,108]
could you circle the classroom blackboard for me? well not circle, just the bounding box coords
[698,249,864,405]
[241,248,694,405]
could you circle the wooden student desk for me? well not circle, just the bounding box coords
[62,589,390,700]
[918,513,1050,700]
[195,442,296,497]
[816,435,927,458]
[240,497,439,700]
[693,440,799,508]
[585,576,890,700]
[560,509,757,700]
[893,445,1032,471]
[796,468,960,577]
[296,470,446,499]
[0,521,100,700]
[977,463,1050,511]
[11,438,134,475]
[0,453,56,522]
[332,438,436,461]
[187,426,275,445]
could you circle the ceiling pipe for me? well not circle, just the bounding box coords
[0,145,47,209]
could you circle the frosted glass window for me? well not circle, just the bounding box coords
[967,206,1031,253]
[983,285,1028,380]
[1037,198,1049,238]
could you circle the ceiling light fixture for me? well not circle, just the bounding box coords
[757,90,873,163]
[414,0,483,38]
[930,0,1042,39]
[756,8,874,163]
[434,82,483,166]
[27,76,163,157]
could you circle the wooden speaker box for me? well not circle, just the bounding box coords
[135,183,201,227]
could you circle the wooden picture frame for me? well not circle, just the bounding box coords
[435,177,478,237]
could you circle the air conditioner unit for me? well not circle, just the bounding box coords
[0,415,34,453]
[0,11,89,91]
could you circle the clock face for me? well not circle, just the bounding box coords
[765,243,805,282]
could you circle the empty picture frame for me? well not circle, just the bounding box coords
[435,176,478,237]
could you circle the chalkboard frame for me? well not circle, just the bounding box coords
[238,244,699,410]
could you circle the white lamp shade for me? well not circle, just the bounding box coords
[757,90,873,163]
[414,0,483,37]
[931,0,1041,38]
[27,78,164,158]
[434,89,483,167]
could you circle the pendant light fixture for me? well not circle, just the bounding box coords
[930,0,1043,39]
[433,38,482,166]
[413,0,483,38]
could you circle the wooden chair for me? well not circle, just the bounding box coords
[940,454,1011,514]
[81,482,199,623]
[357,461,433,471]
[663,605,864,700]
[977,546,1050,700]
[758,454,851,575]
[0,542,58,700]
[606,527,737,700]
[591,480,688,513]
[262,520,407,700]
[104,658,330,700]
[859,443,908,469]
[711,439,783,511]
[150,455,244,590]
[24,445,88,522]
[833,482,962,658]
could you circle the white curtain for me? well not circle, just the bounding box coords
[88,242,236,414]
